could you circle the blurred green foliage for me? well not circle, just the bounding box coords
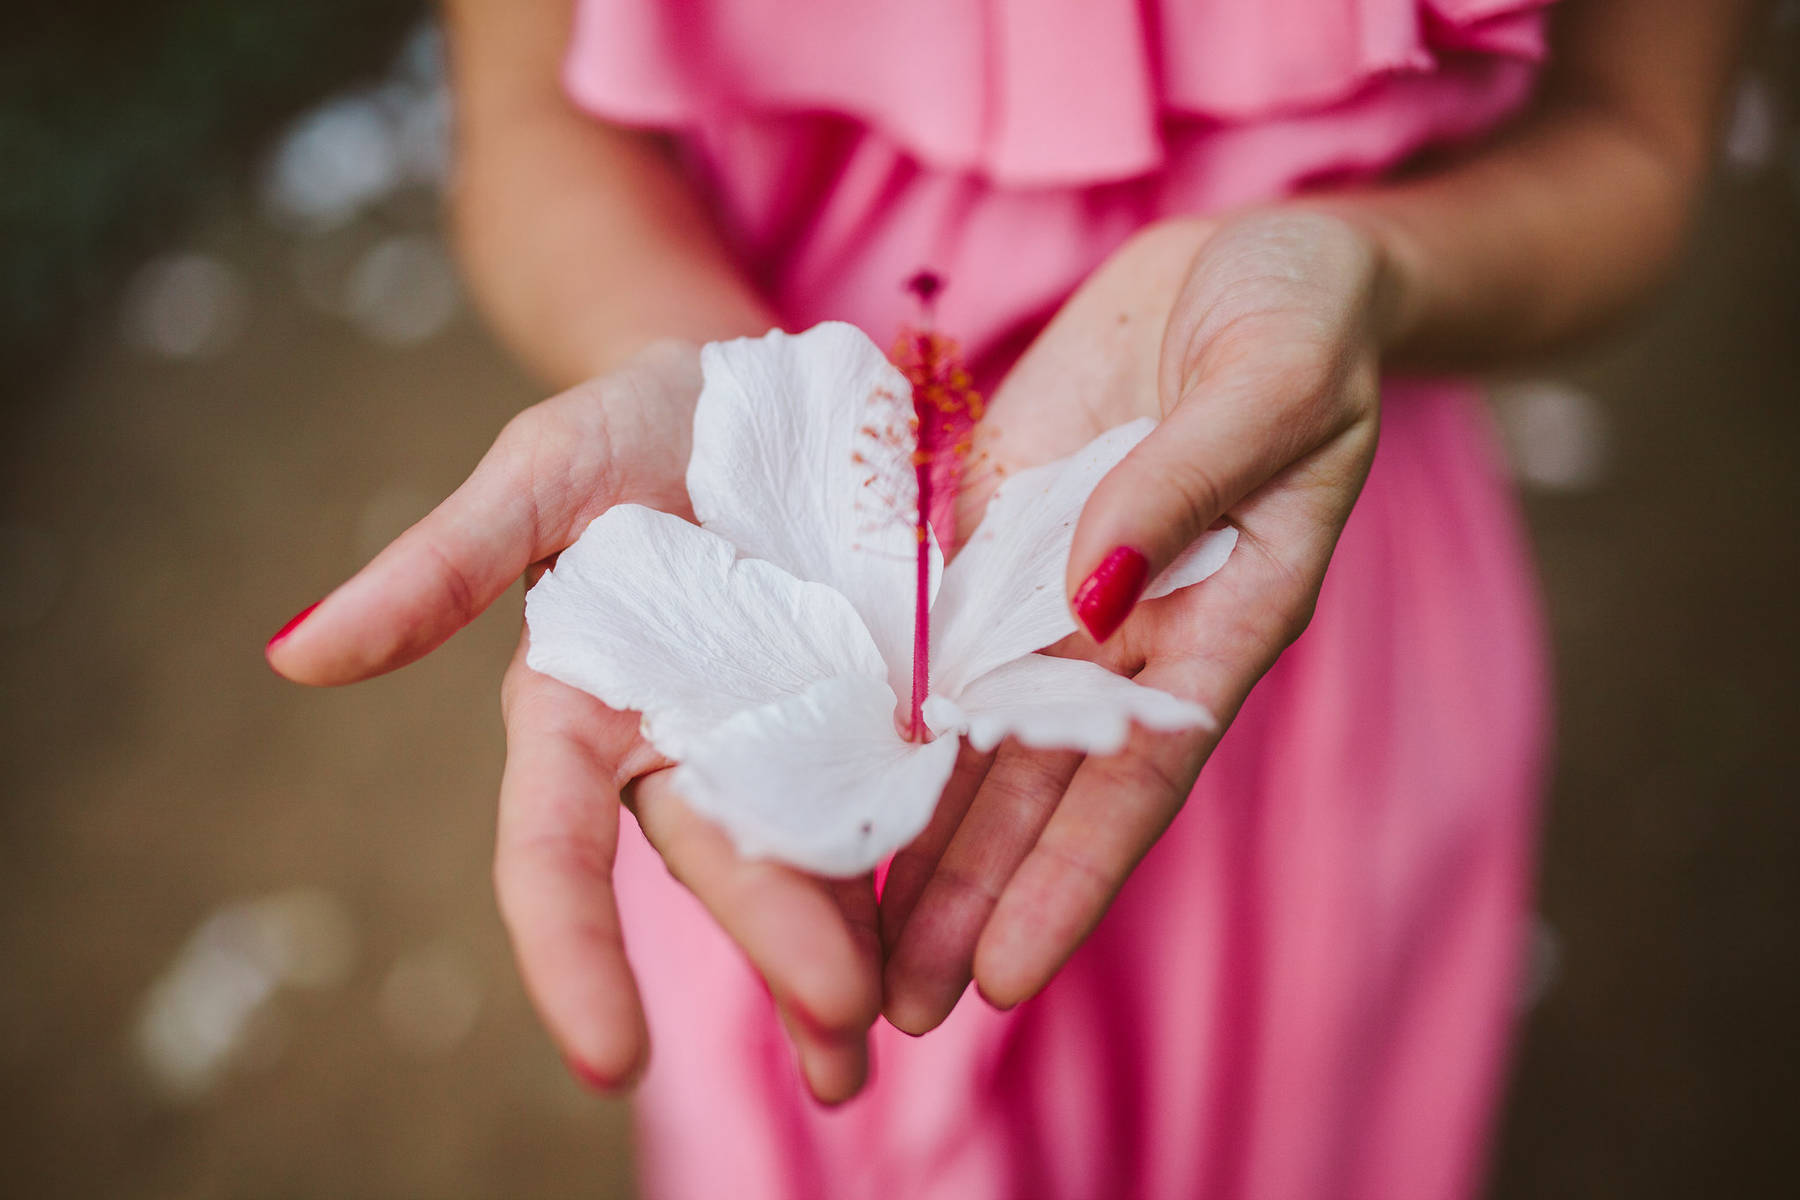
[0,0,421,375]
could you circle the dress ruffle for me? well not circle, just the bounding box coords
[565,0,1551,188]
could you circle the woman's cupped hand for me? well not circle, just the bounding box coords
[266,206,1392,1102]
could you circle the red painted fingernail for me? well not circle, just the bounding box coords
[567,1057,619,1093]
[1071,547,1149,643]
[265,601,319,654]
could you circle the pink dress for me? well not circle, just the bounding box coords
[566,2,1553,1196]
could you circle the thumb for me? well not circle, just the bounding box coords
[266,345,698,685]
[265,404,601,687]
[1065,377,1302,643]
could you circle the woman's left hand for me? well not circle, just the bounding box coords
[880,208,1393,1032]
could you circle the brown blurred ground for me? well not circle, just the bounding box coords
[0,207,638,1195]
[2,16,1798,1200]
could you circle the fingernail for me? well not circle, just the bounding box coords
[566,1057,619,1093]
[1071,547,1149,643]
[265,601,319,654]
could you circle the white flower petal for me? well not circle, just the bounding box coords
[923,654,1214,757]
[674,675,962,877]
[688,323,936,691]
[1145,525,1239,600]
[524,504,886,758]
[930,418,1155,695]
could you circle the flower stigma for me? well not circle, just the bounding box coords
[890,272,984,742]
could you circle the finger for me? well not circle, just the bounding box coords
[877,742,992,950]
[1077,206,1384,604]
[493,642,650,1090]
[883,745,1081,1034]
[782,874,883,1104]
[975,479,1341,1007]
[630,771,883,1104]
[970,666,1214,1012]
[949,220,1213,544]
[1066,342,1372,645]
[268,348,698,686]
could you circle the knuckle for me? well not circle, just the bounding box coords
[1262,564,1321,647]
[491,407,547,460]
[926,858,1004,910]
[416,535,482,628]
[981,748,1077,819]
[494,827,612,916]
[1090,752,1189,812]
[1139,452,1228,540]
[1032,837,1117,907]
[1233,532,1324,651]
[510,393,622,541]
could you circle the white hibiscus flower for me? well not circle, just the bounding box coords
[525,322,1235,876]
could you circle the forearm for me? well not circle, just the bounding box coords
[1300,0,1752,370]
[443,0,771,388]
[1324,108,1701,367]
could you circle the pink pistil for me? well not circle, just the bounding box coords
[911,461,933,742]
[891,279,984,742]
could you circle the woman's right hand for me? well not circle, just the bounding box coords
[266,341,883,1103]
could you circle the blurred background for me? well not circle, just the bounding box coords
[1,3,1795,1197]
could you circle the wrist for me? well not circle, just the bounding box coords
[1281,200,1432,356]
[1183,205,1413,364]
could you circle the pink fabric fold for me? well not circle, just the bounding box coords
[565,1,1549,366]
[566,0,1547,187]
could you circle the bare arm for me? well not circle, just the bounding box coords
[1329,0,1754,366]
[1071,0,1757,594]
[442,0,771,386]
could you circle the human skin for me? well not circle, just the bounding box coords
[265,0,1749,1101]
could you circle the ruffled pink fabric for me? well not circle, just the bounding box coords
[567,0,1549,365]
[566,0,1547,187]
[563,3,1555,1197]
